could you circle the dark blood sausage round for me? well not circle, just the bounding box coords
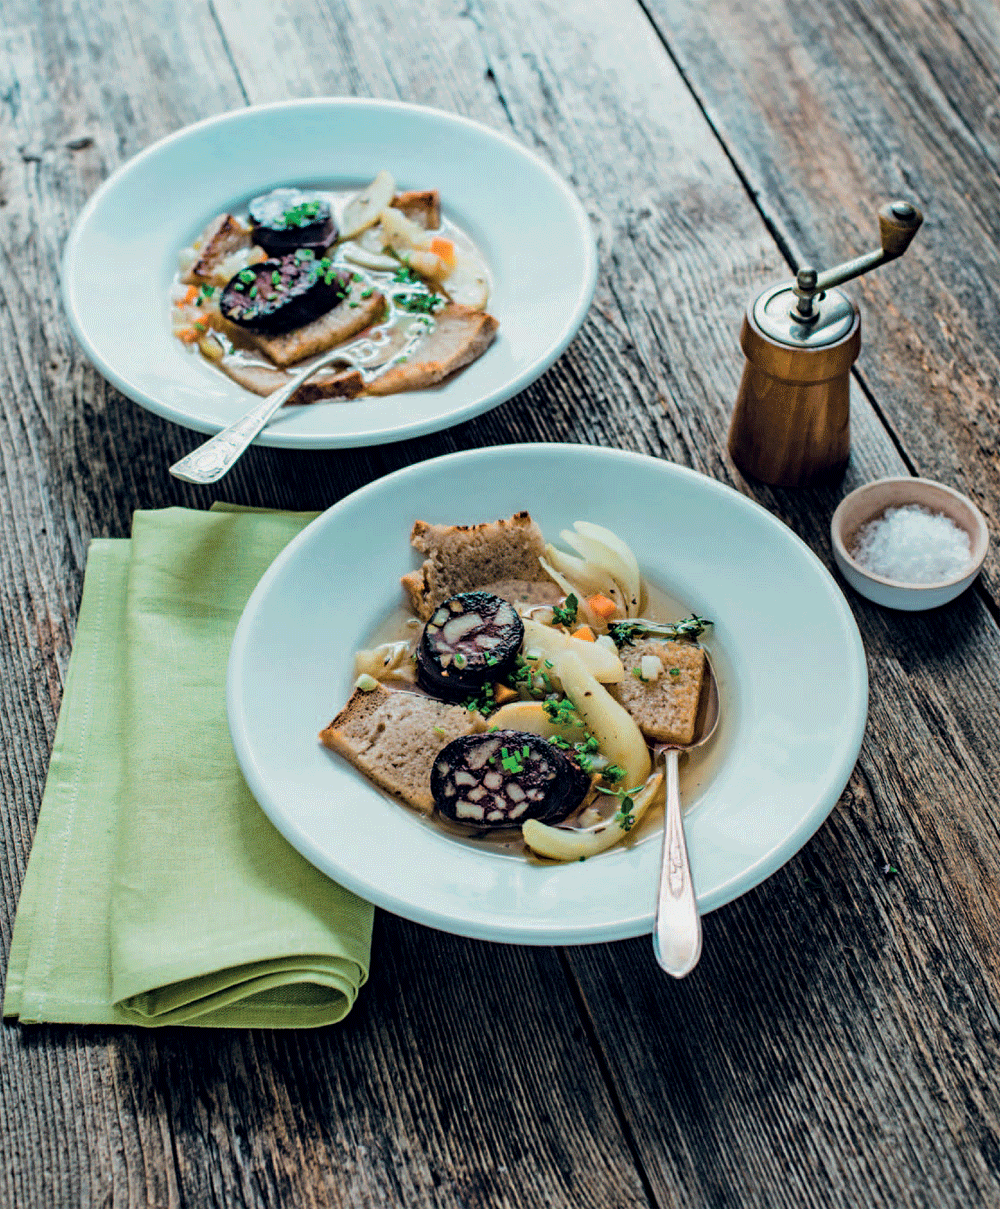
[431,731,589,828]
[247,188,337,255]
[416,592,524,702]
[219,255,350,334]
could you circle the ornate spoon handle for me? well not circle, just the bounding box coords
[169,348,350,485]
[652,747,703,978]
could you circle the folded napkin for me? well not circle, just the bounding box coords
[4,505,373,1028]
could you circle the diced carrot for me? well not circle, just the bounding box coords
[182,285,198,305]
[572,625,596,642]
[428,236,456,266]
[175,326,200,344]
[586,594,618,621]
[494,684,519,705]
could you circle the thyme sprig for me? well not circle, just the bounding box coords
[607,614,712,649]
[595,782,646,831]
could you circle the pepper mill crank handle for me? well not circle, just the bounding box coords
[813,200,923,294]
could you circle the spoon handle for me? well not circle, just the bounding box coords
[652,748,702,978]
[169,348,348,485]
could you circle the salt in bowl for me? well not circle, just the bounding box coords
[830,478,989,611]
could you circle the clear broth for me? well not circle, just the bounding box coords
[173,185,490,394]
[353,578,727,861]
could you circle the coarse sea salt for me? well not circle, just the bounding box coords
[851,504,972,584]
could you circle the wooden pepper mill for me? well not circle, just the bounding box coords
[727,200,923,486]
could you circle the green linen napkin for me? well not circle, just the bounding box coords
[4,506,373,1028]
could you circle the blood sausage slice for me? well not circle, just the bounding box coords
[431,731,589,828]
[417,591,523,702]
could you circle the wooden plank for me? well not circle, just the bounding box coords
[142,921,652,1209]
[0,9,655,1209]
[639,0,1000,602]
[0,9,245,1206]
[205,0,1000,1202]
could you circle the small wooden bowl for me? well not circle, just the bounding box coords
[830,478,989,611]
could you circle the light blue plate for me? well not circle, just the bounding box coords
[228,445,868,943]
[62,99,597,448]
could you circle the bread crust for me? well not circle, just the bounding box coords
[320,684,485,812]
[608,639,705,745]
[363,305,498,397]
[391,190,441,230]
[400,512,550,620]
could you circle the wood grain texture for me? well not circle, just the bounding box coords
[2,0,1000,1205]
[640,0,1000,599]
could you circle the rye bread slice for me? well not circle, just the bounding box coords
[391,190,441,229]
[608,639,705,745]
[362,304,498,397]
[246,283,386,367]
[319,684,486,812]
[400,512,550,620]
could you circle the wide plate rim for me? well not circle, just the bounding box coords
[61,97,598,449]
[227,444,869,943]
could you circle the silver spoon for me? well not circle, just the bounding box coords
[169,345,357,485]
[652,654,720,978]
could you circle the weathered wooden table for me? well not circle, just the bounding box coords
[4,1,1000,1205]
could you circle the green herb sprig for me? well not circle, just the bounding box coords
[607,614,712,649]
[595,783,646,831]
[551,594,579,627]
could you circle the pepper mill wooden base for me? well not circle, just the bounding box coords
[728,307,861,487]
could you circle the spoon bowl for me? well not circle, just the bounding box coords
[652,653,720,978]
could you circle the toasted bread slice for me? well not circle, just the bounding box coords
[247,283,387,368]
[182,214,254,285]
[401,512,549,620]
[320,684,485,812]
[363,305,498,396]
[208,352,364,403]
[608,639,705,745]
[391,190,441,230]
[477,579,564,608]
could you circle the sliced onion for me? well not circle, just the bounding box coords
[544,544,625,613]
[559,527,640,617]
[443,253,489,309]
[341,170,396,239]
[522,619,624,683]
[488,699,589,744]
[554,651,650,788]
[538,557,600,628]
[573,522,642,615]
[378,205,429,253]
[523,771,663,861]
[341,241,399,271]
